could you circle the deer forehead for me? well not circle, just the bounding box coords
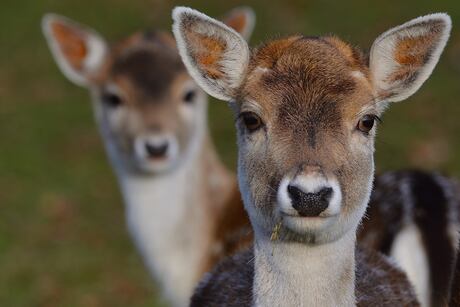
[242,36,374,128]
[95,31,187,101]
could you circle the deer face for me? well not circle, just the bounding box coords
[235,37,379,242]
[42,8,255,174]
[90,33,207,174]
[173,8,450,243]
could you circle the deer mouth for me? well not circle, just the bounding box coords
[279,211,340,235]
[281,212,339,219]
[133,134,180,173]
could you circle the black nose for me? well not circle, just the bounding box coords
[145,142,168,158]
[287,185,332,217]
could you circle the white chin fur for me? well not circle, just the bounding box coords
[281,214,340,234]
[134,134,179,174]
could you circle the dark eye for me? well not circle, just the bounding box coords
[183,90,196,103]
[241,112,263,132]
[357,115,379,134]
[102,93,122,107]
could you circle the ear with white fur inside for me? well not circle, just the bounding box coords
[221,6,256,41]
[369,13,451,103]
[41,13,107,87]
[172,7,250,101]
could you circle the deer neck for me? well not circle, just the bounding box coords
[99,118,233,306]
[253,230,357,307]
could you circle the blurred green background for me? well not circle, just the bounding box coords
[1,0,460,306]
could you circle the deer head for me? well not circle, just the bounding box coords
[42,8,255,174]
[173,8,451,244]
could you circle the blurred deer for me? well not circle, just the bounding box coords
[41,8,255,306]
[173,7,452,306]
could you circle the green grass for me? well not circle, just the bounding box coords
[1,0,460,305]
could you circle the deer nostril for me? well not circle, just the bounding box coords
[317,187,333,200]
[145,142,169,158]
[287,185,332,217]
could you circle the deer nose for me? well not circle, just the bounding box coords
[287,185,333,217]
[145,142,169,158]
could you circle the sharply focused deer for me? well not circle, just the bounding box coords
[173,7,452,305]
[41,8,255,306]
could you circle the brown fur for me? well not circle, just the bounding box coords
[205,182,253,273]
[111,34,184,99]
[179,17,228,81]
[220,7,254,38]
[223,14,247,35]
[323,36,368,71]
[50,22,87,70]
[191,32,226,79]
[393,20,444,66]
[390,35,437,83]
[383,19,445,88]
[248,36,301,69]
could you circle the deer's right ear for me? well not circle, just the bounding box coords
[172,7,250,101]
[42,14,107,87]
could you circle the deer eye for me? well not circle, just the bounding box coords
[241,112,263,132]
[183,90,196,104]
[102,93,122,107]
[357,115,379,134]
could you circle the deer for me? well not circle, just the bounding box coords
[41,8,255,307]
[172,7,451,306]
[41,8,458,307]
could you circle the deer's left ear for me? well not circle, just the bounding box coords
[221,6,256,41]
[369,13,451,103]
[172,7,250,101]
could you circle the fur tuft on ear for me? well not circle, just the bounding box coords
[42,13,107,87]
[370,13,451,102]
[172,7,250,101]
[221,6,256,41]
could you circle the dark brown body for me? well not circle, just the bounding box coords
[449,242,460,306]
[191,247,419,307]
[360,170,460,306]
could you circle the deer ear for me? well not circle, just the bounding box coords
[172,7,250,101]
[369,13,451,103]
[221,6,256,41]
[42,13,107,87]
